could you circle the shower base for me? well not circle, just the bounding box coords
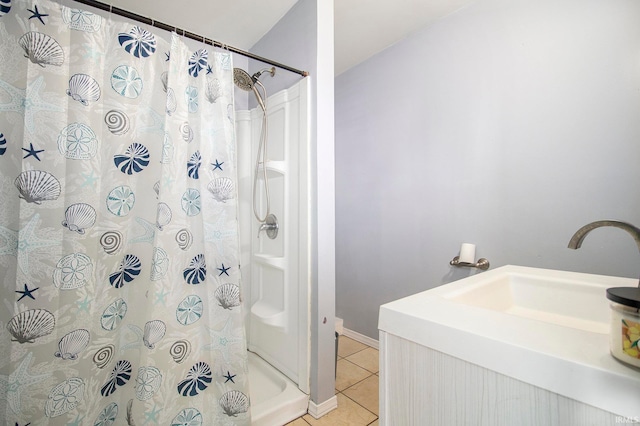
[248,351,309,426]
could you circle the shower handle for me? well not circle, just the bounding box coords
[258,214,278,239]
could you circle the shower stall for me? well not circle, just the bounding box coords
[236,77,311,425]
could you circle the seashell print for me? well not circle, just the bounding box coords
[171,408,202,426]
[166,87,177,115]
[208,177,234,203]
[177,361,212,397]
[187,151,201,179]
[175,228,193,251]
[111,65,143,98]
[18,31,64,67]
[55,329,90,360]
[106,185,135,216]
[169,340,191,364]
[62,203,96,234]
[114,142,150,175]
[0,0,11,17]
[15,170,61,204]
[7,308,55,343]
[150,247,169,281]
[94,402,118,426]
[109,254,142,288]
[185,86,198,113]
[215,283,241,310]
[100,231,123,255]
[135,366,162,401]
[0,132,6,155]
[104,109,130,135]
[205,77,223,103]
[66,73,100,106]
[57,122,98,159]
[176,295,202,326]
[118,26,157,58]
[161,132,173,164]
[183,254,206,285]
[161,71,168,92]
[180,122,193,143]
[156,202,172,230]
[219,390,249,417]
[101,298,128,330]
[153,181,161,198]
[53,253,92,290]
[188,49,208,77]
[143,320,166,349]
[181,188,201,216]
[61,7,102,32]
[45,377,85,417]
[93,344,115,368]
[101,359,132,397]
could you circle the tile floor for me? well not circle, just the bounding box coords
[286,336,379,426]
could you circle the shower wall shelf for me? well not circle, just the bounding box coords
[261,161,287,174]
[251,301,287,329]
[254,253,286,270]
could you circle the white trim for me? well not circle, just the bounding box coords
[335,317,344,335]
[343,327,379,350]
[307,394,338,419]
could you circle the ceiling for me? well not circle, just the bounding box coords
[108,0,473,75]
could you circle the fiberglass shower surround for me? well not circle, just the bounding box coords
[0,0,251,423]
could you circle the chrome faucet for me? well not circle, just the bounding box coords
[568,220,640,287]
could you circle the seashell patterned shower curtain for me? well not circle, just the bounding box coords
[0,0,251,424]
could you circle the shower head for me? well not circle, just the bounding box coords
[233,68,255,91]
[233,67,276,91]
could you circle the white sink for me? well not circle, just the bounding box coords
[443,269,611,333]
[378,265,640,419]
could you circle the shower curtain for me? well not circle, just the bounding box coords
[0,0,250,424]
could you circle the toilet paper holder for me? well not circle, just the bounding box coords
[449,256,490,270]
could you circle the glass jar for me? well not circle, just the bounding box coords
[607,287,640,369]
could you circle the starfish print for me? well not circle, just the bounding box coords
[154,288,169,305]
[16,283,38,301]
[0,352,51,415]
[204,211,236,256]
[128,217,156,245]
[0,223,18,258]
[0,76,64,135]
[81,43,103,62]
[165,52,170,61]
[21,143,44,161]
[211,159,224,171]
[206,65,213,75]
[204,318,244,363]
[217,263,230,276]
[65,414,85,426]
[27,5,48,24]
[223,371,236,383]
[14,214,58,276]
[76,295,91,313]
[143,404,161,424]
[80,170,98,188]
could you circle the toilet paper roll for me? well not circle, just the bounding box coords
[459,243,476,264]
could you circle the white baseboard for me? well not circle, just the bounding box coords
[335,317,380,349]
[307,395,338,419]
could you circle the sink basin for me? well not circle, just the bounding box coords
[379,265,640,419]
[444,270,611,333]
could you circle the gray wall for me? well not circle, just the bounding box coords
[335,0,640,339]
[251,1,337,406]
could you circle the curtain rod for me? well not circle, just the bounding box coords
[71,0,309,77]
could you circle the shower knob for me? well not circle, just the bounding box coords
[258,214,278,239]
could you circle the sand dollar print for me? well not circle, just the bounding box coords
[111,65,143,98]
[106,185,135,216]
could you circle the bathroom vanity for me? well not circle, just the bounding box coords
[378,266,640,426]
